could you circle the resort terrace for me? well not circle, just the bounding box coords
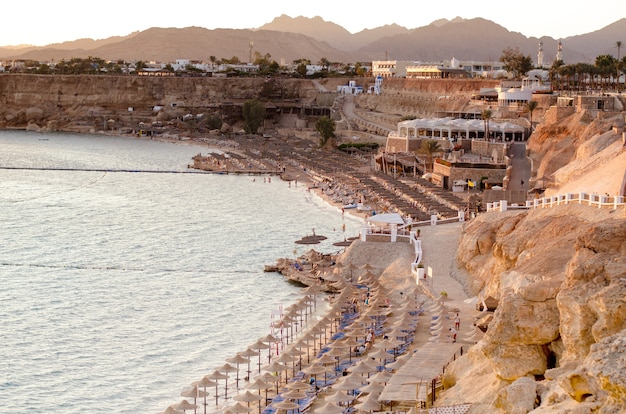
[388,117,527,143]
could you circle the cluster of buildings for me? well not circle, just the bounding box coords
[371,40,564,80]
[372,58,506,79]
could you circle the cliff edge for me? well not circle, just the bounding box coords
[440,204,626,413]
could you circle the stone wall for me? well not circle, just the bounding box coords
[433,161,507,190]
[544,105,576,124]
[469,140,507,160]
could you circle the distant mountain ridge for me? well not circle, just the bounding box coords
[1,16,624,65]
[255,14,410,52]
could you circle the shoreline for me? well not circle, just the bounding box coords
[181,144,472,412]
[8,128,472,412]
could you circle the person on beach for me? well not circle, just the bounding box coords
[454,313,460,330]
[449,327,457,343]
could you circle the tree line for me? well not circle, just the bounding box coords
[2,54,369,78]
[500,42,626,91]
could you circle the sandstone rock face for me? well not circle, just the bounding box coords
[0,74,323,132]
[439,204,626,412]
[528,109,625,196]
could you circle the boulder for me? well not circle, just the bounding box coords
[494,376,538,413]
[483,342,547,380]
[487,292,560,345]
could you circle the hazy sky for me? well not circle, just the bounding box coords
[2,0,623,46]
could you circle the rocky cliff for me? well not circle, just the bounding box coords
[441,204,626,413]
[528,108,626,195]
[0,74,325,132]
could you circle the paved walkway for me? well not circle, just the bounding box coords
[508,142,531,192]
[418,221,475,328]
[369,221,481,410]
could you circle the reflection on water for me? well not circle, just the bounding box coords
[0,131,362,413]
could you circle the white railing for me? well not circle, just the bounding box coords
[486,192,625,212]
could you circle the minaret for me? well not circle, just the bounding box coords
[556,40,563,62]
[537,40,544,68]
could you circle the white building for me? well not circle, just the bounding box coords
[387,117,526,147]
[372,58,508,79]
[337,80,363,94]
[371,60,415,78]
[451,57,507,78]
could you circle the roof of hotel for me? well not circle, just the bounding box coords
[397,117,525,133]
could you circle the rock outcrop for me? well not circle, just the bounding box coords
[439,204,626,413]
[528,109,626,196]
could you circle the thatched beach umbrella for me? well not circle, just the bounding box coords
[260,370,282,394]
[233,390,262,408]
[245,377,271,413]
[284,378,310,391]
[367,347,393,369]
[384,352,411,370]
[273,399,300,413]
[250,340,270,373]
[359,380,385,394]
[332,373,364,392]
[373,337,404,352]
[353,391,384,413]
[238,348,260,379]
[173,399,197,413]
[181,385,208,414]
[259,333,281,363]
[193,376,217,414]
[366,370,392,385]
[226,354,251,389]
[312,400,344,414]
[262,360,289,385]
[217,363,238,400]
[224,401,253,413]
[347,359,377,376]
[159,406,183,414]
[206,370,228,405]
[281,388,307,403]
[325,389,356,405]
[274,352,297,383]
[302,362,329,384]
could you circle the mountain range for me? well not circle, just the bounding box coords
[1,15,624,65]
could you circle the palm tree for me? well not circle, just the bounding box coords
[549,59,564,90]
[419,139,442,172]
[481,109,492,140]
[524,101,539,130]
[616,41,622,90]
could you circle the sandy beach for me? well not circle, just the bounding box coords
[141,130,477,413]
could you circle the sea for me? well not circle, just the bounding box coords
[0,131,363,414]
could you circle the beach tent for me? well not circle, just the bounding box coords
[365,213,404,225]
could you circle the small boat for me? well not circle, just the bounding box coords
[342,203,358,209]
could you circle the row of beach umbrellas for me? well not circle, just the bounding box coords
[160,259,426,414]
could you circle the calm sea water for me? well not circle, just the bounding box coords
[0,131,362,414]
